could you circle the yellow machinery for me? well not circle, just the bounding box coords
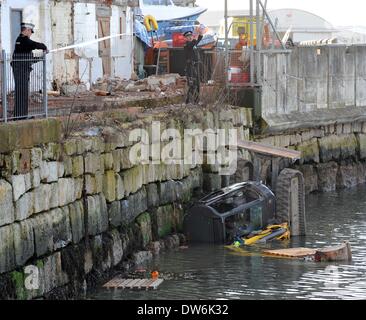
[233,223,290,247]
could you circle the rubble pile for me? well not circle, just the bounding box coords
[92,74,184,94]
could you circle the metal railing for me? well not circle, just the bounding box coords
[1,50,47,122]
[200,49,251,85]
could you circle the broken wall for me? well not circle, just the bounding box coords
[50,1,78,86]
[50,1,134,89]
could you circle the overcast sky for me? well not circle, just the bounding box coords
[195,0,366,27]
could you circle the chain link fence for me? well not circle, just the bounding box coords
[1,50,47,122]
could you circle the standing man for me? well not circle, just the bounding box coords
[184,28,204,104]
[12,22,48,119]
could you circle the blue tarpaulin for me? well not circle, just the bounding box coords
[134,20,152,47]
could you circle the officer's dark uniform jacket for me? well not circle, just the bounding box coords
[184,34,203,66]
[184,34,203,104]
[11,34,47,118]
[12,34,48,68]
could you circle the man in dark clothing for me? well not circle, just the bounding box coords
[184,30,203,104]
[12,22,48,119]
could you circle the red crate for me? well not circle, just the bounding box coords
[230,72,250,83]
[172,33,187,47]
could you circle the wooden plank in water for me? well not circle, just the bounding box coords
[116,278,128,287]
[238,140,301,160]
[103,278,164,290]
[121,279,136,288]
[103,278,122,288]
[134,279,150,289]
[125,279,143,289]
[111,278,125,288]
[263,248,317,258]
[140,279,156,289]
[150,279,164,290]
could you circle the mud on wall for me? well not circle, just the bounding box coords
[0,105,253,299]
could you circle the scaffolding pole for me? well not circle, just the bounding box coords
[249,0,254,84]
[224,0,229,83]
[258,0,286,50]
[256,0,261,84]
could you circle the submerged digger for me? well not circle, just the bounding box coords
[183,172,352,263]
[183,171,306,246]
[183,180,294,247]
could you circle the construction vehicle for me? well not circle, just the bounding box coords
[184,169,306,245]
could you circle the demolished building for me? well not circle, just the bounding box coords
[0,0,137,89]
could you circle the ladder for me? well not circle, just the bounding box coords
[155,47,169,75]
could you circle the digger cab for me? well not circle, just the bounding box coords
[184,182,276,244]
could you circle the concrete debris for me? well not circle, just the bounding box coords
[47,91,61,97]
[130,72,139,81]
[94,90,111,97]
[83,128,102,137]
[92,74,182,94]
[61,83,88,96]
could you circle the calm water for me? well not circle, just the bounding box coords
[90,185,366,300]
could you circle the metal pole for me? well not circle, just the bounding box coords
[272,18,277,50]
[224,0,229,83]
[43,53,48,118]
[258,0,286,50]
[260,0,268,41]
[1,50,8,122]
[249,0,254,84]
[256,0,261,84]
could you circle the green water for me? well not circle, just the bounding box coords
[90,185,366,300]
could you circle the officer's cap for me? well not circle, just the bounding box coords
[21,22,35,33]
[183,31,193,38]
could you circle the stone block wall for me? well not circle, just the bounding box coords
[257,122,366,194]
[0,105,253,299]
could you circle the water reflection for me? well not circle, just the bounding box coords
[90,185,366,300]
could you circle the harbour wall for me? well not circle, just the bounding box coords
[256,45,366,193]
[261,45,366,116]
[256,122,366,194]
[1,100,366,299]
[0,106,252,299]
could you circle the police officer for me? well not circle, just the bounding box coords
[183,29,204,104]
[12,22,48,119]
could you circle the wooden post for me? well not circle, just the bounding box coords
[252,152,262,182]
[271,157,279,193]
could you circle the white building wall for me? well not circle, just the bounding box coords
[39,0,53,89]
[0,0,46,53]
[0,0,52,89]
[50,1,77,85]
[110,5,134,79]
[74,3,102,89]
[1,0,135,89]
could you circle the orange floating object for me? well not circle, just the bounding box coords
[151,271,159,280]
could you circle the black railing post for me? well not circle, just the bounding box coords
[1,50,8,122]
[43,53,48,118]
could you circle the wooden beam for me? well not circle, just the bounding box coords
[238,140,301,160]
